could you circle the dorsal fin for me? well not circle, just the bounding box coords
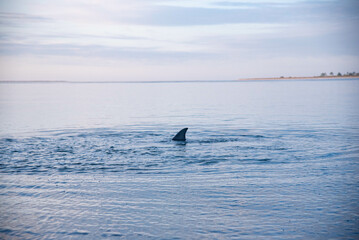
[172,128,188,141]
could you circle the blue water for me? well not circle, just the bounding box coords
[1,79,359,239]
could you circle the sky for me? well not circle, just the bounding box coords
[0,0,358,81]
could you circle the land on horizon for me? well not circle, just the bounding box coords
[1,74,359,84]
[238,75,359,81]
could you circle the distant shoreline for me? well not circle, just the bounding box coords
[1,75,359,84]
[238,75,359,81]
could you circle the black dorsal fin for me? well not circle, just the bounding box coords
[172,128,188,141]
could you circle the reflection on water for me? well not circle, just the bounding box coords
[1,80,359,239]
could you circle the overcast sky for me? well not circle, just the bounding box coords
[0,0,358,81]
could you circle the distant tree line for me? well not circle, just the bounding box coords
[319,71,359,77]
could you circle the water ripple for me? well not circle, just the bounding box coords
[0,128,357,176]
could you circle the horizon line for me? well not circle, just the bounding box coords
[1,76,359,84]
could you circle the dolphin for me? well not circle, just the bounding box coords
[172,128,188,141]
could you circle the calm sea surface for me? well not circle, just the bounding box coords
[1,79,359,239]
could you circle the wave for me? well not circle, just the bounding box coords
[1,127,355,175]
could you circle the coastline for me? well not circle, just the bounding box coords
[1,75,359,84]
[238,75,359,81]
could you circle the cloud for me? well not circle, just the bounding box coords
[0,12,50,22]
[125,0,358,26]
[0,42,216,63]
[0,0,358,81]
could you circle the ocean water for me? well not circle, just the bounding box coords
[0,79,359,239]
